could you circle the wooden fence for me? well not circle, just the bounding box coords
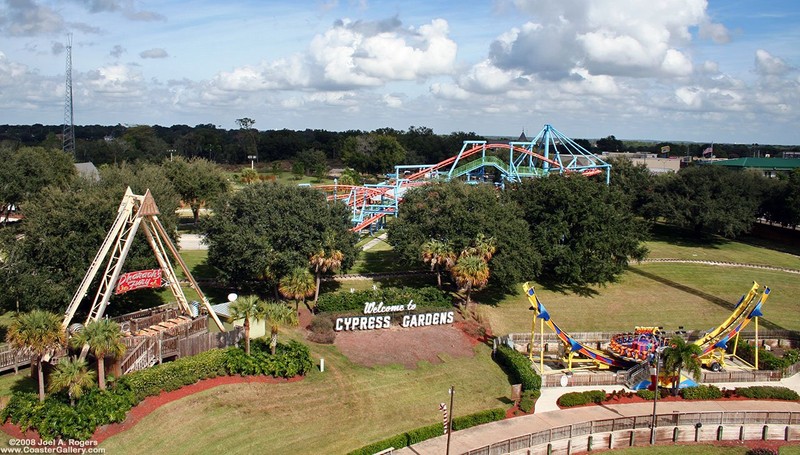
[463,410,800,455]
[178,328,244,358]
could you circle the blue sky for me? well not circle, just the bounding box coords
[1,0,799,144]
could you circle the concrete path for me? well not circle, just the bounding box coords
[395,372,800,455]
[361,232,388,251]
[178,233,206,250]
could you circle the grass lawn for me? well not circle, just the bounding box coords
[485,264,800,336]
[100,340,509,455]
[599,446,749,455]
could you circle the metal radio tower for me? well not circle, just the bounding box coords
[62,33,76,158]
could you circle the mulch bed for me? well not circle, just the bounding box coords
[333,323,479,369]
[1,374,303,445]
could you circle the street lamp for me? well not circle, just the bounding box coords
[650,346,666,444]
[446,385,454,455]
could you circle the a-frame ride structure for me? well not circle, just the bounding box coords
[62,187,225,334]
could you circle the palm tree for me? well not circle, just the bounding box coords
[228,295,264,355]
[278,267,316,311]
[309,248,344,307]
[450,255,490,305]
[262,303,299,354]
[421,239,456,289]
[71,319,126,391]
[48,357,96,406]
[661,336,703,396]
[6,310,66,401]
[471,233,497,262]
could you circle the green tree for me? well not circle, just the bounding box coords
[236,117,257,163]
[0,146,76,224]
[450,255,490,304]
[120,125,169,162]
[6,310,66,401]
[508,175,648,286]
[204,183,358,291]
[606,156,655,216]
[70,319,126,391]
[341,134,406,176]
[661,336,703,396]
[295,149,327,177]
[163,157,229,224]
[262,303,298,355]
[648,166,765,237]
[48,357,96,406]
[420,239,456,289]
[278,267,316,311]
[0,162,180,313]
[309,247,344,307]
[228,295,264,355]
[389,182,539,293]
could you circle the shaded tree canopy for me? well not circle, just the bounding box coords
[0,146,76,221]
[341,134,407,175]
[507,175,649,286]
[0,162,180,313]
[163,156,229,224]
[647,165,765,238]
[204,183,358,290]
[388,182,540,292]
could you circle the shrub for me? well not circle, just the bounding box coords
[451,408,505,430]
[346,408,505,455]
[735,386,799,400]
[317,286,451,313]
[636,389,667,400]
[307,315,336,344]
[557,390,606,407]
[494,345,541,392]
[746,449,778,455]
[680,385,723,400]
[125,348,228,401]
[783,348,800,365]
[731,342,792,370]
[519,395,534,413]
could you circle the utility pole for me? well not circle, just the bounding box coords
[446,385,454,455]
[63,33,76,159]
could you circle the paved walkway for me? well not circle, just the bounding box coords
[396,372,800,455]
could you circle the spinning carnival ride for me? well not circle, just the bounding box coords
[314,124,612,232]
[522,281,770,381]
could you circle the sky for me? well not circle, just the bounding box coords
[1,0,799,145]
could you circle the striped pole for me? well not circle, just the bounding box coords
[439,403,448,435]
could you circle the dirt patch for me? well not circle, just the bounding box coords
[334,324,477,368]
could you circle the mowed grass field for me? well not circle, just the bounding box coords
[99,341,508,454]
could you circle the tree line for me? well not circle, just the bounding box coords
[1,144,798,317]
[3,124,799,169]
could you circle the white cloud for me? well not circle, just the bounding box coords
[382,93,402,108]
[139,48,168,59]
[85,64,144,96]
[755,49,792,76]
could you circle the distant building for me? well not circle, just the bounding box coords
[604,152,681,174]
[74,162,99,181]
[711,157,800,178]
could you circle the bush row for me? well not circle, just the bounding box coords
[347,408,505,455]
[730,343,799,371]
[680,385,723,400]
[493,345,542,392]
[557,390,606,408]
[735,386,799,400]
[317,286,451,314]
[1,340,313,440]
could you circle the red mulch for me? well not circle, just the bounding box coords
[333,323,478,369]
[1,374,303,445]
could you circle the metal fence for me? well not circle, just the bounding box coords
[463,411,800,455]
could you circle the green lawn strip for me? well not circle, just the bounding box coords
[485,264,800,336]
[646,224,800,269]
[100,342,508,455]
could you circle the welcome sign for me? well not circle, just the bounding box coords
[334,300,455,331]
